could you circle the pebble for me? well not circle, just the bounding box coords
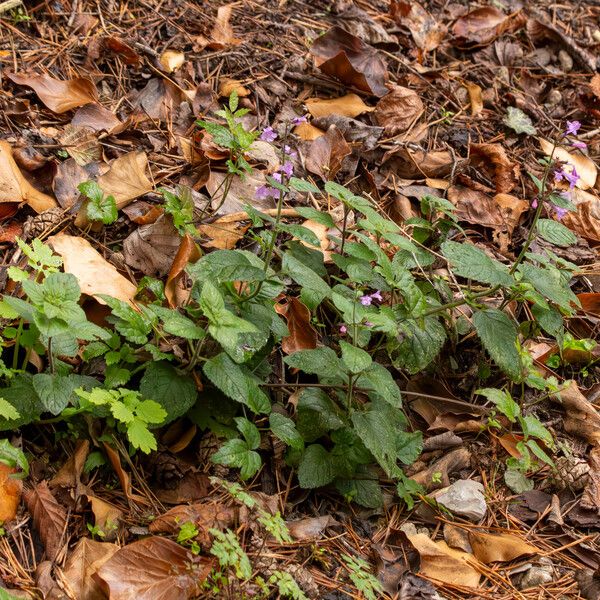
[558,50,573,73]
[434,479,487,522]
[518,557,555,589]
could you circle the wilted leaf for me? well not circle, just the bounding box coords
[274,296,318,354]
[48,234,137,305]
[554,381,600,445]
[95,537,213,600]
[390,1,447,51]
[97,151,153,209]
[452,7,523,48]
[206,170,275,215]
[133,78,185,122]
[103,37,141,66]
[310,26,388,96]
[305,125,351,181]
[6,71,98,113]
[305,93,374,119]
[0,141,57,213]
[59,125,102,166]
[197,213,251,249]
[539,138,597,190]
[382,147,454,179]
[374,85,424,136]
[218,78,250,98]
[470,143,520,194]
[71,103,123,133]
[561,188,600,242]
[286,515,338,540]
[165,234,200,308]
[86,495,123,540]
[208,4,241,49]
[24,481,68,561]
[159,50,185,73]
[294,122,325,141]
[49,439,89,489]
[465,82,483,116]
[468,530,538,563]
[0,463,22,522]
[503,106,537,135]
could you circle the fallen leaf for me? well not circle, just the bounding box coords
[52,158,96,209]
[0,141,57,212]
[275,296,318,354]
[206,170,275,215]
[305,93,374,119]
[60,537,119,600]
[390,1,447,51]
[50,439,89,489]
[465,82,483,116]
[102,443,132,500]
[0,221,22,244]
[539,138,597,190]
[103,37,141,66]
[197,213,251,249]
[122,202,164,225]
[97,151,153,209]
[245,140,280,171]
[218,78,250,98]
[411,447,472,491]
[383,147,455,179]
[468,530,538,563]
[165,234,201,308]
[374,85,424,136]
[207,4,241,49]
[6,71,98,113]
[562,188,600,242]
[408,533,481,587]
[0,463,22,522]
[336,5,396,46]
[71,103,123,133]
[470,143,520,194]
[86,495,123,540]
[305,125,352,181]
[578,293,600,315]
[95,537,213,600]
[554,381,600,445]
[294,122,325,141]
[310,26,388,96]
[123,215,181,277]
[48,234,137,305]
[159,50,185,73]
[59,125,102,166]
[133,78,185,122]
[452,7,523,48]
[286,515,338,540]
[155,471,210,504]
[24,481,67,561]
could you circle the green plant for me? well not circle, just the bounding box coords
[161,186,197,236]
[0,439,29,478]
[341,555,383,600]
[177,521,201,554]
[79,181,118,225]
[268,571,308,600]
[209,528,252,580]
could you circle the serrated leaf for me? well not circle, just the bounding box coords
[441,240,513,287]
[78,180,104,203]
[473,309,521,380]
[391,316,446,374]
[150,306,205,340]
[135,399,167,425]
[476,388,520,422]
[355,362,401,407]
[339,341,372,374]
[32,374,78,415]
[0,399,20,421]
[269,413,304,450]
[520,415,554,448]
[284,347,341,380]
[126,418,157,453]
[110,401,135,424]
[297,444,337,488]
[212,439,261,480]
[281,252,331,309]
[536,219,577,247]
[335,471,383,508]
[235,417,260,450]
[87,193,118,224]
[504,469,533,493]
[519,263,578,312]
[503,106,537,135]
[297,388,345,441]
[396,430,423,465]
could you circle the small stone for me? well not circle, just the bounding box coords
[434,479,487,521]
[518,557,554,589]
[593,30,600,43]
[546,89,562,106]
[399,522,419,537]
[558,50,573,73]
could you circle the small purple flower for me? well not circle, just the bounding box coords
[555,166,580,189]
[292,115,307,126]
[554,205,568,220]
[281,161,294,177]
[531,198,538,209]
[571,140,587,150]
[255,185,272,200]
[272,172,282,183]
[339,324,347,335]
[565,120,581,136]
[284,145,298,158]
[370,290,383,303]
[260,126,277,142]
[359,295,372,306]
[363,321,374,328]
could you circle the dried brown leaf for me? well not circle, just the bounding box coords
[390,1,447,51]
[0,463,22,522]
[218,78,250,98]
[554,381,600,445]
[97,151,153,209]
[59,125,102,166]
[50,439,89,489]
[165,234,201,308]
[159,50,185,73]
[95,537,213,600]
[465,82,483,116]
[206,171,275,215]
[197,214,251,249]
[294,122,325,141]
[470,143,520,194]
[274,296,318,354]
[133,79,185,122]
[383,147,455,179]
[286,515,338,540]
[539,138,597,190]
[305,125,352,181]
[103,37,140,66]
[305,93,374,119]
[24,481,67,561]
[86,495,123,540]
[71,103,123,133]
[562,188,600,242]
[208,5,241,49]
[468,530,538,563]
[374,85,424,136]
[6,71,97,113]
[48,234,137,305]
[452,7,522,48]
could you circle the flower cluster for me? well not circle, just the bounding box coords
[359,290,383,306]
[255,134,298,200]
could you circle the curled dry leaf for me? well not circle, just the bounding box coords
[305,93,374,119]
[103,37,141,66]
[562,188,600,242]
[6,71,97,113]
[86,494,123,540]
[468,530,538,563]
[0,141,57,213]
[159,50,185,73]
[206,4,241,50]
[286,515,338,540]
[97,151,153,209]
[49,439,89,489]
[294,122,325,141]
[390,0,447,52]
[165,234,201,308]
[374,85,424,136]
[383,147,455,179]
[102,443,133,501]
[197,213,251,250]
[310,26,388,97]
[470,143,520,194]
[24,481,68,561]
[411,447,472,491]
[52,158,95,209]
[206,170,275,215]
[553,381,600,445]
[578,293,600,315]
[133,78,185,122]
[48,234,137,305]
[95,536,213,600]
[274,296,318,354]
[452,7,523,48]
[305,125,352,181]
[218,78,250,98]
[408,533,481,588]
[71,103,123,133]
[539,138,597,190]
[465,82,483,116]
[0,463,22,522]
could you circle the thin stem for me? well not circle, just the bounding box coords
[12,318,23,370]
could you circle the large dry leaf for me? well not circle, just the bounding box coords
[452,7,523,48]
[408,533,481,588]
[305,93,374,119]
[97,152,153,209]
[468,531,538,563]
[60,538,119,600]
[165,234,200,308]
[71,103,123,133]
[48,234,137,305]
[53,158,97,209]
[206,171,275,215]
[539,138,597,190]
[24,481,68,561]
[95,536,213,600]
[0,141,57,212]
[562,188,600,242]
[123,215,181,277]
[310,26,388,97]
[305,125,352,181]
[86,494,123,540]
[390,1,447,51]
[133,79,185,122]
[59,125,102,166]
[206,4,241,50]
[6,72,97,113]
[294,122,325,141]
[383,147,454,179]
[0,463,22,522]
[554,381,600,445]
[374,85,424,136]
[274,296,318,354]
[197,213,251,249]
[470,143,520,194]
[50,439,89,489]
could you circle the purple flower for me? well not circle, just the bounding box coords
[281,161,294,177]
[531,198,538,209]
[256,185,277,200]
[272,172,282,183]
[292,115,307,126]
[572,140,587,150]
[370,290,383,302]
[555,166,580,189]
[339,324,347,335]
[360,295,372,306]
[260,126,277,142]
[554,205,568,220]
[363,321,374,328]
[565,120,581,136]
[284,145,298,158]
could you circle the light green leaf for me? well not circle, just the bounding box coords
[212,438,262,480]
[536,219,577,247]
[504,469,533,493]
[269,413,304,451]
[476,388,520,422]
[520,415,554,448]
[294,207,335,227]
[503,106,537,135]
[110,401,135,424]
[0,439,29,478]
[289,177,321,194]
[135,399,167,425]
[87,193,118,225]
[0,399,20,421]
[126,418,157,453]
[150,306,205,340]
[340,341,372,374]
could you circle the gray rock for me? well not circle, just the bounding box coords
[435,480,487,522]
[518,557,554,589]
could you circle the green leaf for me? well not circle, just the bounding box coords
[78,180,104,202]
[212,439,262,480]
[100,296,153,344]
[519,263,578,312]
[139,362,197,423]
[281,252,330,309]
[87,193,118,224]
[297,388,345,441]
[396,430,423,464]
[441,240,513,287]
[391,316,446,374]
[536,219,577,247]
[298,444,337,488]
[289,177,321,194]
[32,374,78,415]
[235,416,260,449]
[196,120,235,148]
[473,309,522,380]
[531,303,564,337]
[504,469,533,493]
[193,250,266,283]
[278,224,321,248]
[335,471,383,508]
[135,399,167,425]
[126,418,157,453]
[110,401,134,424]
[150,306,205,340]
[0,399,20,421]
[0,439,29,478]
[520,415,554,448]
[294,207,335,227]
[503,106,537,135]
[477,388,520,422]
[284,347,342,380]
[355,362,402,408]
[269,413,304,451]
[339,341,372,374]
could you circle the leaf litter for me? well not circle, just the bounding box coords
[1,0,600,599]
